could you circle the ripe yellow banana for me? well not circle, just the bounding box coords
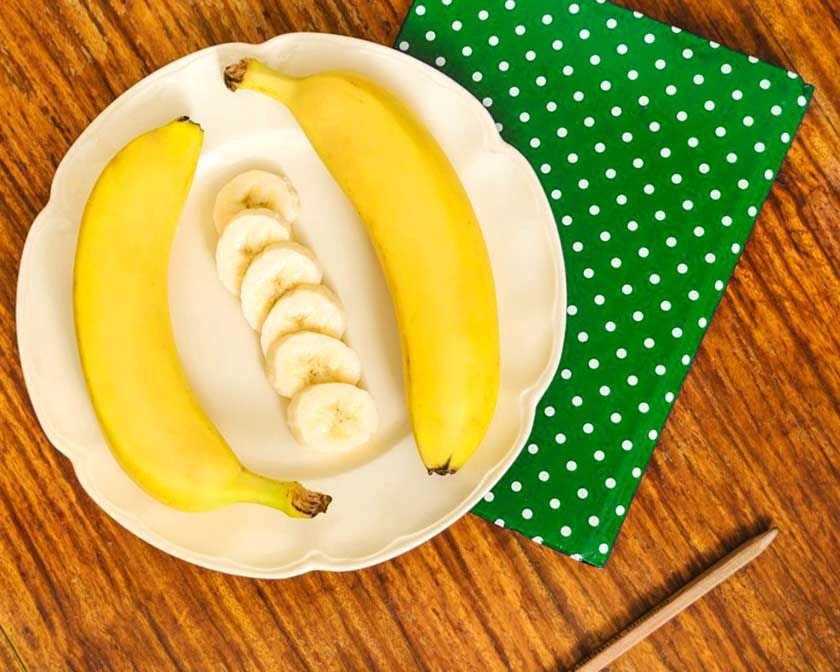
[74,118,330,516]
[225,60,500,474]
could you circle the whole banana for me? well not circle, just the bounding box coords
[74,118,330,516]
[225,60,500,474]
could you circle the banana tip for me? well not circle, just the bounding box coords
[427,461,457,476]
[224,59,249,91]
[176,115,202,129]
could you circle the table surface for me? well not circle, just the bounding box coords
[1,1,838,670]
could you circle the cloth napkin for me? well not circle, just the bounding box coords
[396,0,812,565]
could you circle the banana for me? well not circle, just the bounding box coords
[74,119,330,517]
[239,242,323,331]
[260,284,346,356]
[213,168,300,233]
[287,383,379,451]
[215,207,291,295]
[225,60,500,474]
[265,330,362,398]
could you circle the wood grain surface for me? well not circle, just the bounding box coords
[0,1,837,670]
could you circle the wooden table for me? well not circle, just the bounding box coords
[1,1,837,670]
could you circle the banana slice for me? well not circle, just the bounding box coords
[260,284,347,356]
[287,383,379,451]
[213,169,300,233]
[215,208,291,295]
[240,242,323,330]
[265,331,361,398]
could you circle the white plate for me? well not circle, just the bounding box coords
[17,33,565,578]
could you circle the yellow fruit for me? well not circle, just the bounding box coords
[225,60,500,474]
[74,118,330,516]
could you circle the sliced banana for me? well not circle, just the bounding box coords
[266,331,361,398]
[213,169,300,233]
[240,242,323,330]
[260,284,347,356]
[287,383,379,451]
[215,208,291,295]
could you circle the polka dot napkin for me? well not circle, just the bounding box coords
[396,0,812,566]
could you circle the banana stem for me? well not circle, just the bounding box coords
[224,59,298,103]
[233,470,331,518]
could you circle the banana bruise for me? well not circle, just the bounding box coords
[74,119,330,517]
[225,60,500,474]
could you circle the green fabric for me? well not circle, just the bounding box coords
[396,0,812,566]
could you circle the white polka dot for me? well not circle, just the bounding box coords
[798,95,808,106]
[530,137,541,148]
[617,43,628,55]
[462,46,472,56]
[764,169,774,180]
[605,320,616,331]
[595,141,607,153]
[665,392,675,402]
[688,289,699,301]
[579,28,590,40]
[616,505,626,515]
[683,199,694,211]
[616,347,628,359]
[710,189,721,200]
[605,478,617,489]
[398,41,409,51]
[715,280,725,291]
[721,63,732,74]
[715,126,727,137]
[488,35,500,46]
[665,84,677,96]
[571,395,583,407]
[577,487,588,499]
[705,252,716,263]
[600,385,611,396]
[627,69,639,82]
[578,331,589,342]
[606,168,617,180]
[748,205,758,217]
[622,132,634,142]
[699,163,710,174]
[484,491,494,502]
[688,137,700,148]
[677,263,688,274]
[540,163,551,174]
[588,515,600,526]
[573,91,585,102]
[511,480,522,492]
[622,439,633,450]
[666,236,677,248]
[655,364,667,375]
[639,402,650,413]
[584,116,596,127]
[738,178,749,190]
[621,283,633,295]
[544,405,556,417]
[560,525,572,536]
[781,132,791,143]
[682,354,691,365]
[627,374,638,386]
[643,337,655,349]
[566,460,577,471]
[638,247,649,258]
[494,518,504,527]
[569,3,580,13]
[509,86,520,96]
[627,219,638,231]
[415,5,426,15]
[649,273,661,284]
[755,142,766,153]
[610,412,622,423]
[611,106,623,117]
[528,443,539,454]
[771,104,782,116]
[557,127,569,138]
[661,147,672,158]
[671,173,682,184]
[722,215,733,226]
[743,115,754,127]
[560,368,572,380]
[552,39,563,50]
[505,0,515,8]
[561,215,573,226]
[499,60,510,72]
[568,152,578,163]
[425,31,436,41]
[600,80,612,91]
[682,48,693,59]
[655,58,666,70]
[643,184,655,195]
[732,89,743,100]
[632,467,642,478]
[482,97,493,108]
[542,13,553,25]
[547,101,558,112]
[607,18,617,29]
[521,508,533,519]
[704,100,716,111]
[732,242,741,253]
[633,157,644,169]
[550,498,560,509]
[583,422,594,434]
[526,50,537,61]
[760,78,771,90]
[698,317,708,328]
[518,110,529,121]
[538,470,550,482]
[478,9,489,20]
[644,33,655,44]
[661,299,672,311]
[533,536,543,544]
[555,433,566,445]
[515,24,526,36]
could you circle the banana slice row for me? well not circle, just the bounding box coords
[214,170,378,452]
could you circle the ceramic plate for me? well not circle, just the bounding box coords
[17,33,565,577]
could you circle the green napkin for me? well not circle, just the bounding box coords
[397,0,812,566]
